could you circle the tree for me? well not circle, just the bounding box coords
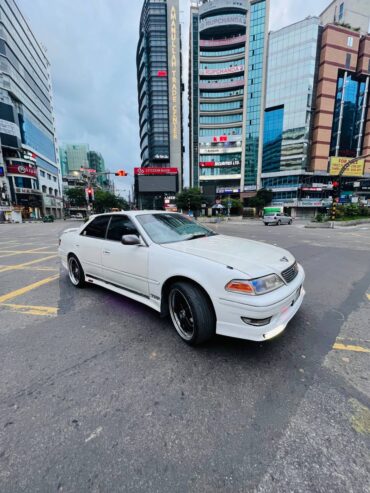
[175,188,203,211]
[65,187,87,207]
[93,190,129,213]
[246,188,273,209]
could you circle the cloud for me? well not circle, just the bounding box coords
[17,0,330,195]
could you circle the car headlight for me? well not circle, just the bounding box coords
[225,274,284,296]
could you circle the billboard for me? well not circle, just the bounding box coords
[6,162,37,178]
[134,167,178,175]
[137,175,177,193]
[329,157,365,177]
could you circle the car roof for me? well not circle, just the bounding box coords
[91,210,178,217]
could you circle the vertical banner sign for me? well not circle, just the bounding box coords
[167,0,182,183]
[170,6,178,142]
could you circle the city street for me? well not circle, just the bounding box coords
[0,220,369,492]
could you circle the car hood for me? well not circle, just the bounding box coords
[162,234,295,278]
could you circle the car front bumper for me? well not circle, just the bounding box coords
[215,267,305,342]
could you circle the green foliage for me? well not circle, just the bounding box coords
[316,212,324,222]
[334,204,370,220]
[245,188,273,209]
[175,188,203,211]
[93,190,129,213]
[221,198,243,209]
[65,187,87,207]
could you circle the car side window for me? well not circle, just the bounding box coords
[82,216,111,239]
[106,215,139,242]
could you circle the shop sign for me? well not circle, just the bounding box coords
[134,167,178,175]
[329,157,364,177]
[244,185,257,191]
[15,187,35,194]
[0,166,4,177]
[199,161,239,167]
[201,65,244,76]
[212,136,228,142]
[7,162,37,178]
[301,187,323,191]
[0,206,13,211]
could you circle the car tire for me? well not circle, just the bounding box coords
[264,222,268,226]
[277,220,281,226]
[168,281,215,345]
[68,254,85,288]
[288,219,292,225]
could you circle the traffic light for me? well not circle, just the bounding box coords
[115,170,128,177]
[332,181,340,198]
[85,187,94,203]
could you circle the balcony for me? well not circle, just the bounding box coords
[199,34,246,48]
[199,79,245,90]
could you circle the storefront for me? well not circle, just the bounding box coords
[6,159,43,219]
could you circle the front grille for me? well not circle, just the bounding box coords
[281,261,298,284]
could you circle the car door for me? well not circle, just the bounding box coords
[101,215,149,297]
[77,215,111,278]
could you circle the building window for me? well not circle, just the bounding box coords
[49,187,53,195]
[347,36,353,47]
[47,173,51,180]
[345,53,351,69]
[339,2,344,20]
[40,170,45,177]
[53,176,57,182]
[42,185,47,193]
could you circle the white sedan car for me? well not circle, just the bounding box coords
[59,211,305,345]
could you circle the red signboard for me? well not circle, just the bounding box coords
[157,70,167,77]
[6,162,37,178]
[199,162,215,168]
[212,135,228,142]
[134,167,178,175]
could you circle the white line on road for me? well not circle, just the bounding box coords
[85,426,103,443]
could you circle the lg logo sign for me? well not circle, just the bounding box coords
[18,166,26,174]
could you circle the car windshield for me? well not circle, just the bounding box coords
[136,213,217,244]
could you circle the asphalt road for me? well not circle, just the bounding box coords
[0,219,369,493]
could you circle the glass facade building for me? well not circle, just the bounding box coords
[136,0,183,208]
[189,0,269,203]
[0,0,62,219]
[262,17,320,174]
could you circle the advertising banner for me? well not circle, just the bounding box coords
[329,157,365,177]
[7,162,37,178]
[134,167,178,175]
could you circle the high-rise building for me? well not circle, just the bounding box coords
[0,0,62,220]
[261,17,324,213]
[189,0,269,204]
[88,150,107,188]
[60,143,89,174]
[136,0,183,210]
[320,0,370,35]
[311,24,370,174]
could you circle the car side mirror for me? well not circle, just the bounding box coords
[121,234,141,246]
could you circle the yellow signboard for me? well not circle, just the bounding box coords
[329,157,365,177]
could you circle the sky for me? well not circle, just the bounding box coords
[17,0,330,195]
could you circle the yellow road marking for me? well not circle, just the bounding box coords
[333,343,370,354]
[0,303,58,316]
[0,255,57,273]
[0,249,57,258]
[0,274,59,303]
[366,293,370,301]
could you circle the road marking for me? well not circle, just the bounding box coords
[0,255,57,273]
[333,342,370,354]
[0,249,57,258]
[366,293,370,301]
[0,304,58,316]
[0,274,59,303]
[85,426,103,442]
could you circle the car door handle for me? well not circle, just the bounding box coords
[103,250,111,255]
